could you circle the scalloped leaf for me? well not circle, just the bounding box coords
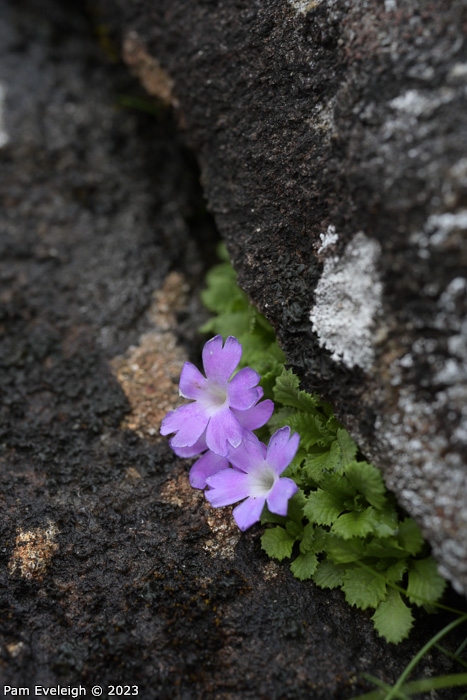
[372,588,414,643]
[345,460,387,510]
[326,536,366,564]
[273,368,321,413]
[290,551,319,580]
[201,262,247,313]
[261,527,296,561]
[397,518,425,556]
[337,429,358,467]
[385,560,408,583]
[287,489,307,525]
[283,412,330,451]
[304,489,345,526]
[299,523,317,553]
[331,508,380,540]
[313,559,345,590]
[342,567,388,610]
[407,557,447,606]
[302,440,345,483]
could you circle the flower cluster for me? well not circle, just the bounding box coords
[160,335,299,530]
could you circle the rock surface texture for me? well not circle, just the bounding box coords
[5,0,467,696]
[100,0,467,594]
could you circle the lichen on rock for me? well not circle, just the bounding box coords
[310,232,382,371]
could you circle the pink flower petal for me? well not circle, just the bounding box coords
[227,431,267,473]
[266,427,300,475]
[233,497,266,531]
[189,451,229,489]
[205,468,249,506]
[161,403,209,447]
[234,399,274,430]
[228,368,262,410]
[206,408,243,456]
[202,335,242,384]
[266,477,298,516]
[179,362,208,400]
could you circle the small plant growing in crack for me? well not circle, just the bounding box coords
[161,244,462,650]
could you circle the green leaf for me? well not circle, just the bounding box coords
[345,460,387,510]
[302,450,334,483]
[273,368,320,413]
[266,406,296,432]
[304,489,345,526]
[261,527,296,561]
[290,551,319,580]
[287,489,307,525]
[385,560,408,583]
[201,263,247,313]
[342,566,388,610]
[283,412,330,451]
[372,588,414,643]
[200,311,250,339]
[311,526,329,554]
[313,559,345,590]
[326,536,366,564]
[260,506,287,526]
[286,520,303,538]
[397,518,425,556]
[325,413,341,434]
[331,507,379,540]
[299,523,317,553]
[323,439,344,473]
[364,538,410,560]
[370,505,398,538]
[319,472,356,501]
[407,557,446,606]
[337,429,358,467]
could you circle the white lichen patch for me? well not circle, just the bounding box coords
[0,83,9,148]
[8,523,59,580]
[310,231,382,370]
[389,88,455,118]
[318,225,339,254]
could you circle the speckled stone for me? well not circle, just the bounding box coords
[99,0,467,594]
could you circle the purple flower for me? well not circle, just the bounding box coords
[160,335,265,457]
[205,427,300,531]
[189,450,230,489]
[185,399,275,488]
[172,398,274,459]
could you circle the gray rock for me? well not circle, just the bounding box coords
[101,0,467,593]
[5,0,465,695]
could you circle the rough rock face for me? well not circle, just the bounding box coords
[5,0,467,695]
[100,0,467,594]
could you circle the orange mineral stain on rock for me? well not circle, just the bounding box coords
[122,31,179,109]
[203,506,241,559]
[110,272,189,438]
[8,523,59,580]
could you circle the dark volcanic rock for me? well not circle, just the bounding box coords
[0,0,465,696]
[97,0,467,595]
